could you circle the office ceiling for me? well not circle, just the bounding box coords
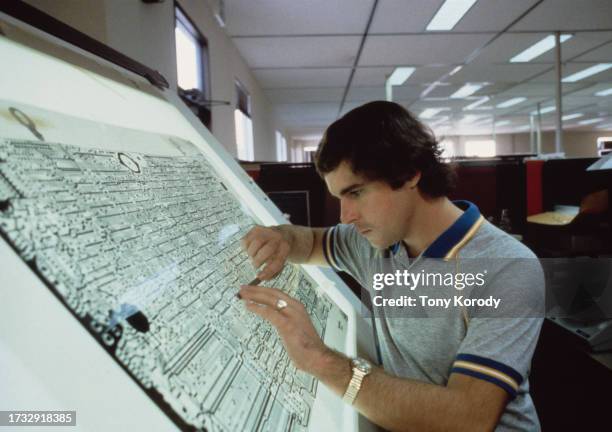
[224,0,612,137]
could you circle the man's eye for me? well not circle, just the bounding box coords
[350,189,362,198]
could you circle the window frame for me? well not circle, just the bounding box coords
[174,4,211,100]
[235,79,252,118]
[234,79,254,161]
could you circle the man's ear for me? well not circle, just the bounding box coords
[406,172,421,189]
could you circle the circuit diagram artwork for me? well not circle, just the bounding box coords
[0,138,342,431]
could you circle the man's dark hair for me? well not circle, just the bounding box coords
[314,101,455,197]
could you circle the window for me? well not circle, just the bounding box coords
[234,80,254,161]
[175,7,208,94]
[303,145,318,163]
[465,140,496,158]
[175,6,211,129]
[275,131,287,162]
[597,137,612,156]
[438,139,455,159]
[290,145,303,163]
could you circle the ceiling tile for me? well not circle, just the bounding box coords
[274,103,339,127]
[566,83,612,97]
[253,68,351,88]
[369,0,444,33]
[511,0,612,31]
[470,32,551,64]
[345,86,387,102]
[344,85,423,102]
[469,31,612,66]
[350,67,394,86]
[494,82,555,97]
[264,87,345,103]
[531,62,612,83]
[447,63,550,83]
[407,66,451,84]
[370,0,539,34]
[350,66,449,87]
[359,34,493,66]
[234,36,361,68]
[224,0,373,36]
[538,31,612,62]
[453,0,541,32]
[572,38,612,62]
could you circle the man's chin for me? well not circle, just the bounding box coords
[365,236,393,250]
[359,230,394,249]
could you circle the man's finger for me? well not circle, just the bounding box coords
[240,285,300,308]
[252,242,277,269]
[240,291,298,317]
[257,255,284,280]
[246,238,265,260]
[240,284,293,301]
[241,226,258,245]
[244,300,286,327]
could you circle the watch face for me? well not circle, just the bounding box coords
[352,357,372,374]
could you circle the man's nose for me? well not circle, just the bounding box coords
[340,199,358,225]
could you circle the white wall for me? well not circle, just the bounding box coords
[22,0,279,160]
[24,0,107,42]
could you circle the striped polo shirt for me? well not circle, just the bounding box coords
[322,201,545,431]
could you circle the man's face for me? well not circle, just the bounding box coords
[324,161,418,249]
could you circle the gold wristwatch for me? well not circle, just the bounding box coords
[343,357,372,405]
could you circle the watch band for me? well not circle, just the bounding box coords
[342,372,366,404]
[343,357,372,405]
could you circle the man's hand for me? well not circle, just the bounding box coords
[238,285,508,432]
[238,284,332,372]
[241,226,291,280]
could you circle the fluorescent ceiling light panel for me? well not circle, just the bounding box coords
[530,106,555,115]
[496,97,526,108]
[419,108,450,119]
[562,113,584,121]
[449,65,463,76]
[420,82,448,99]
[495,120,511,127]
[451,83,485,98]
[595,87,612,96]
[429,116,451,126]
[562,63,612,83]
[463,96,490,110]
[460,114,488,124]
[578,118,604,125]
[426,0,478,31]
[387,67,416,86]
[510,34,572,63]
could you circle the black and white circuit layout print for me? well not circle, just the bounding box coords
[0,109,347,431]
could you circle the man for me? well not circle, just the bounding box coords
[239,101,544,431]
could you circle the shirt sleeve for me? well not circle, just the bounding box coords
[450,258,545,399]
[322,224,373,286]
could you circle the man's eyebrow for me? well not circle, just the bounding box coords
[339,183,365,196]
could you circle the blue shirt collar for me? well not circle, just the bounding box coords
[388,200,482,259]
